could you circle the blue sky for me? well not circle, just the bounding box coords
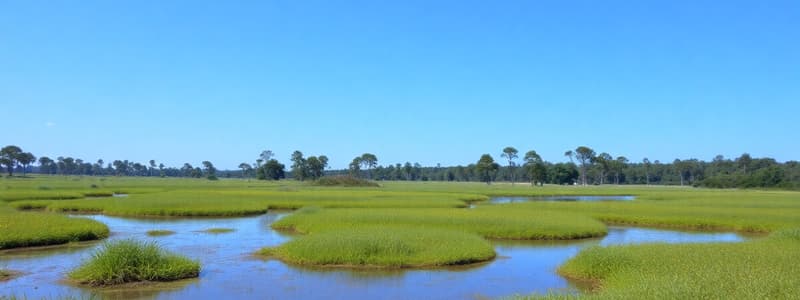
[2,0,798,169]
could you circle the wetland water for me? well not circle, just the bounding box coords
[0,212,746,299]
[490,195,636,204]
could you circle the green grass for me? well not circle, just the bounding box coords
[1,176,800,296]
[259,226,495,268]
[201,228,234,234]
[68,239,200,286]
[13,189,483,216]
[516,228,800,299]
[489,189,800,233]
[273,206,608,240]
[0,207,109,249]
[6,176,798,234]
[146,230,176,236]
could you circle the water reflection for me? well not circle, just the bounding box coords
[490,195,635,204]
[0,213,747,299]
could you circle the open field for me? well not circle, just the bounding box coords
[2,175,800,298]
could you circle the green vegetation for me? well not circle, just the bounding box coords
[259,227,495,268]
[146,230,176,236]
[475,154,500,184]
[5,179,484,216]
[523,228,800,299]
[0,207,109,249]
[273,206,607,240]
[313,175,380,187]
[2,175,800,298]
[201,228,234,234]
[68,239,200,286]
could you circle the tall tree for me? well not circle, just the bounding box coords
[736,153,752,175]
[0,145,23,176]
[38,156,55,174]
[262,159,285,180]
[612,156,628,184]
[95,159,105,176]
[149,160,156,176]
[239,162,252,179]
[673,159,687,186]
[58,157,76,175]
[564,150,575,164]
[403,162,413,180]
[501,146,519,185]
[319,155,329,171]
[574,146,596,186]
[550,163,579,185]
[349,157,362,177]
[524,150,546,186]
[360,153,378,179]
[475,154,500,184]
[595,152,613,185]
[643,158,652,185]
[17,152,35,176]
[290,151,307,181]
[181,163,193,177]
[305,155,328,180]
[202,161,216,179]
[260,150,274,163]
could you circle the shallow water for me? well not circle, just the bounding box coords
[0,213,746,299]
[490,195,635,204]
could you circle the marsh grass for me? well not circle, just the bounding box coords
[7,177,799,234]
[146,230,175,237]
[68,239,200,286]
[521,228,800,299]
[260,226,495,268]
[201,228,234,234]
[0,208,109,249]
[272,206,608,240]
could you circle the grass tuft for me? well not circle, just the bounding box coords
[202,228,234,234]
[146,230,176,237]
[68,239,200,286]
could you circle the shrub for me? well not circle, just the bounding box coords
[313,176,380,187]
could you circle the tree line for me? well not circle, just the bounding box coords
[2,144,798,189]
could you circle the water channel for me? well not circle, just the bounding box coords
[0,208,748,299]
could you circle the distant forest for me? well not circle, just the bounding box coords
[2,145,798,189]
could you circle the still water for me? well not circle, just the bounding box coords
[490,195,635,204]
[0,212,745,299]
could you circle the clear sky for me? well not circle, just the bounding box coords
[2,0,798,169]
